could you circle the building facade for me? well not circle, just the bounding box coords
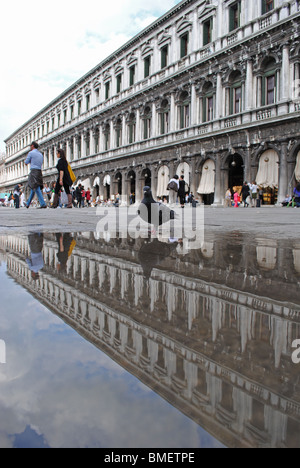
[3,0,300,205]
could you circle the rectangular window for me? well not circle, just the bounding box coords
[86,95,90,111]
[203,96,214,122]
[116,74,122,94]
[78,101,82,115]
[180,33,189,58]
[179,105,190,129]
[229,1,241,32]
[160,112,169,135]
[203,18,213,46]
[64,110,67,124]
[143,119,151,140]
[144,56,151,78]
[105,133,110,151]
[262,0,274,14]
[105,82,110,100]
[129,66,136,86]
[116,129,122,148]
[266,75,276,105]
[57,114,60,128]
[161,45,169,69]
[70,105,74,120]
[129,124,135,144]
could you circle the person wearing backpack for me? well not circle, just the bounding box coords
[167,175,179,207]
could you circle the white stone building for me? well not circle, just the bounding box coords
[3,0,300,205]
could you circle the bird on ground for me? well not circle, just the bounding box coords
[138,186,177,234]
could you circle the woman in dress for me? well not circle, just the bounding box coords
[52,149,73,209]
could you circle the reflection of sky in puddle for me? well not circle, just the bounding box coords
[1,230,300,448]
[0,260,223,449]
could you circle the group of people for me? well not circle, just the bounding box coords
[167,174,196,208]
[225,182,261,208]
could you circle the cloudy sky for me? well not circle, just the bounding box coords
[0,0,182,152]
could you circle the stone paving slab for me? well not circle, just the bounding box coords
[0,206,299,241]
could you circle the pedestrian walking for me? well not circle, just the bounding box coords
[234,191,240,208]
[24,142,47,209]
[250,181,258,208]
[51,149,73,209]
[167,175,179,206]
[241,182,250,207]
[178,175,186,208]
[13,184,22,209]
[224,188,232,208]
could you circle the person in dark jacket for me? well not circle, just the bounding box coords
[52,149,73,209]
[241,182,250,208]
[178,175,186,208]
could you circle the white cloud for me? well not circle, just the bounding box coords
[0,0,181,151]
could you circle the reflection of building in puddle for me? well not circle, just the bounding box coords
[1,233,300,448]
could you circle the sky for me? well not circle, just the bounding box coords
[0,0,182,153]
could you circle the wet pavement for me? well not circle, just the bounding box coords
[0,221,299,448]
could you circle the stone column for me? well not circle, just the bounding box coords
[121,171,128,206]
[135,168,143,204]
[277,141,289,205]
[212,152,223,206]
[279,44,290,115]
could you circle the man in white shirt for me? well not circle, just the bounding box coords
[250,181,258,208]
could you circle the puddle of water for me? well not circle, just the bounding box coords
[0,231,299,448]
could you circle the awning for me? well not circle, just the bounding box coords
[295,151,300,182]
[176,162,190,186]
[103,175,111,186]
[156,165,170,197]
[93,176,100,187]
[80,178,91,190]
[197,159,215,194]
[256,150,279,189]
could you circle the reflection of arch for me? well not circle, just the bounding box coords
[256,150,279,188]
[176,162,190,186]
[157,165,170,198]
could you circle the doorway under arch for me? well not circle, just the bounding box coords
[227,154,244,190]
